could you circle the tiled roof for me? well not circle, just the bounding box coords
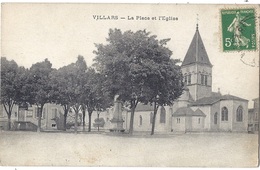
[172,107,194,117]
[190,94,248,106]
[182,28,212,67]
[134,103,154,112]
[172,107,206,117]
[193,109,206,117]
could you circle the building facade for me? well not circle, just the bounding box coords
[0,103,64,131]
[248,98,259,132]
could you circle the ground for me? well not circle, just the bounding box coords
[0,131,258,167]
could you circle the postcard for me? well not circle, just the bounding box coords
[0,3,259,167]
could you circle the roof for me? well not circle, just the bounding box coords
[172,107,206,117]
[190,94,248,106]
[193,109,206,117]
[134,103,154,112]
[182,27,212,67]
[172,107,194,117]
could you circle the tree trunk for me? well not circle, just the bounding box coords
[151,101,158,135]
[82,109,86,131]
[3,103,14,131]
[129,109,135,134]
[62,105,69,131]
[129,100,137,135]
[63,112,68,131]
[37,104,44,132]
[7,114,11,130]
[74,110,78,134]
[97,113,100,132]
[88,112,92,132]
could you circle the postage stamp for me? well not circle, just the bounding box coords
[221,8,257,52]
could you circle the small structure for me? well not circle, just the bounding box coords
[109,95,125,132]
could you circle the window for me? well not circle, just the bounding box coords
[26,110,33,117]
[255,112,258,120]
[160,107,166,123]
[236,106,243,122]
[221,107,228,121]
[201,74,204,85]
[184,75,187,84]
[177,118,181,124]
[15,112,17,117]
[139,115,142,126]
[187,74,191,85]
[214,112,218,124]
[198,118,200,124]
[200,74,208,85]
[150,112,153,124]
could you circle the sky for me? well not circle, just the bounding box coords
[1,3,259,107]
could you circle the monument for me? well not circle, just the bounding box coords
[109,95,125,132]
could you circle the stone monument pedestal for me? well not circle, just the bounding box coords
[109,100,125,132]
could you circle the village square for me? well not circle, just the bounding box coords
[0,4,259,167]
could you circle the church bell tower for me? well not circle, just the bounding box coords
[181,23,213,101]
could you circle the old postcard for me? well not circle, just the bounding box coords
[0,3,259,167]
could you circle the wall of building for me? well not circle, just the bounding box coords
[191,116,205,131]
[190,106,211,130]
[181,64,212,101]
[210,102,221,131]
[219,100,234,131]
[232,100,248,132]
[172,116,186,132]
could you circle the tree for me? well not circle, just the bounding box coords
[80,69,112,132]
[1,57,20,130]
[93,28,179,134]
[27,59,53,132]
[50,65,74,131]
[144,59,184,135]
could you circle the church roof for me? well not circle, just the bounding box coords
[182,26,212,67]
[193,109,206,117]
[190,94,248,106]
[135,103,154,112]
[172,107,206,117]
[172,107,194,117]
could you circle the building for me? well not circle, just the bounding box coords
[119,24,249,133]
[0,103,64,131]
[248,98,259,132]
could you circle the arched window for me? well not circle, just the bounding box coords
[150,112,153,124]
[221,107,228,121]
[187,74,191,85]
[184,74,187,84]
[139,115,142,126]
[201,74,204,85]
[236,106,243,122]
[214,112,218,124]
[160,107,166,123]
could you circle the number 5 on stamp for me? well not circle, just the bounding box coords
[221,8,257,51]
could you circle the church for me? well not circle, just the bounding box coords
[112,24,249,133]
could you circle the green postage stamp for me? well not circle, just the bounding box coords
[221,8,257,52]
